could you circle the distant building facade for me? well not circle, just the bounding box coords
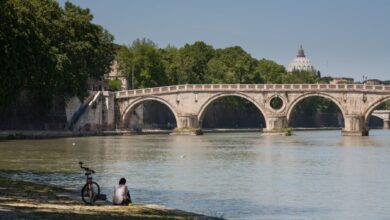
[105,61,129,90]
[330,77,354,84]
[287,45,316,73]
[364,79,382,85]
[87,77,108,91]
[87,61,129,91]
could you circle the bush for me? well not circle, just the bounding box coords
[109,79,122,91]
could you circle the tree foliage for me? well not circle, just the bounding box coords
[117,39,322,87]
[160,46,182,85]
[255,59,286,83]
[0,0,115,108]
[283,70,319,84]
[116,39,336,125]
[376,100,390,110]
[178,41,215,84]
[117,39,166,89]
[206,46,258,84]
[108,79,122,91]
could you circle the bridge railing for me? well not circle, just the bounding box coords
[372,110,390,113]
[116,84,390,98]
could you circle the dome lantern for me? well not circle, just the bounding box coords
[297,45,305,58]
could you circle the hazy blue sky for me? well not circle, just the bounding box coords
[58,0,390,81]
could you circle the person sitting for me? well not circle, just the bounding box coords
[113,178,132,205]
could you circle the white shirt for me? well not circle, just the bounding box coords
[113,184,128,205]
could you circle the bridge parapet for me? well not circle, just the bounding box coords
[116,84,390,99]
[371,110,390,120]
[372,110,390,116]
[372,110,390,129]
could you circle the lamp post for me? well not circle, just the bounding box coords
[132,64,135,89]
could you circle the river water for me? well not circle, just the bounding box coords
[1,130,390,219]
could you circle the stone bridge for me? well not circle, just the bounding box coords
[371,110,390,129]
[115,84,390,136]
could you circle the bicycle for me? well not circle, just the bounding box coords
[79,161,100,204]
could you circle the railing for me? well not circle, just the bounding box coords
[372,110,390,113]
[67,91,101,130]
[116,84,390,98]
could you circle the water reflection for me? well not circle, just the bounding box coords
[1,130,390,219]
[338,136,381,147]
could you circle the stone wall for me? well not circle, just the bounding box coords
[65,97,82,123]
[65,92,115,132]
[0,91,67,130]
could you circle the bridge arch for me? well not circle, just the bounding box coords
[121,96,179,129]
[364,95,390,125]
[197,92,267,128]
[286,92,346,126]
[368,114,384,128]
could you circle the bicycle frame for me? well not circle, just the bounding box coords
[87,176,93,184]
[79,161,100,204]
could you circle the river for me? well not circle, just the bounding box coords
[1,130,390,219]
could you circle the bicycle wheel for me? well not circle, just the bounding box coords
[81,182,100,204]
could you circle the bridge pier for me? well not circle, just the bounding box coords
[342,115,369,136]
[384,120,390,129]
[262,115,290,136]
[171,114,203,135]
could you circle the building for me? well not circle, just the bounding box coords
[87,61,129,91]
[364,79,382,85]
[105,61,129,90]
[287,45,316,73]
[330,77,354,84]
[87,77,108,91]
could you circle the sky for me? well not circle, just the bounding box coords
[58,0,390,81]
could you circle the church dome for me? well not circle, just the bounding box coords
[287,45,316,73]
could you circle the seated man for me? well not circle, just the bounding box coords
[113,178,132,205]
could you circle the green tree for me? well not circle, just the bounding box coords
[108,79,122,91]
[57,2,115,99]
[283,70,319,84]
[255,59,286,84]
[376,100,390,110]
[0,0,30,107]
[178,41,215,83]
[0,0,62,107]
[117,38,166,88]
[116,45,133,86]
[319,76,333,84]
[206,46,257,83]
[382,80,390,85]
[0,0,115,108]
[160,46,183,85]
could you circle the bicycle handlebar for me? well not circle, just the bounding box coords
[79,161,95,174]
